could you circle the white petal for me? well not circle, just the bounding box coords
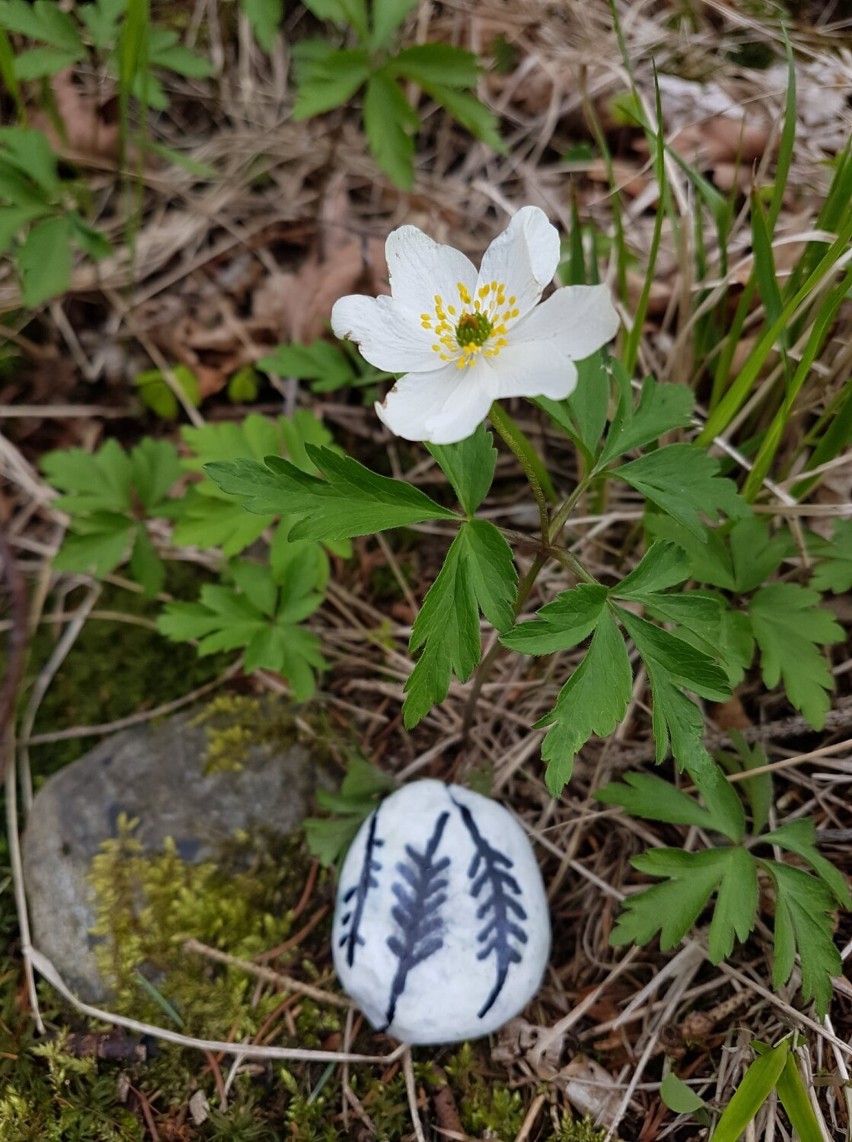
[385,225,478,314]
[331,294,440,372]
[509,284,620,359]
[376,362,494,444]
[478,206,560,320]
[487,343,579,401]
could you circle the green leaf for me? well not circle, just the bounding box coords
[148,29,215,78]
[0,127,59,194]
[748,582,843,729]
[336,754,396,801]
[632,590,725,649]
[0,204,47,254]
[536,352,611,463]
[501,583,608,656]
[241,0,283,51]
[171,490,271,557]
[0,0,83,50]
[660,1073,706,1115]
[403,520,516,727]
[133,364,201,419]
[13,45,80,79]
[616,608,730,702]
[52,514,134,579]
[566,354,611,454]
[463,519,517,632]
[727,514,790,593]
[418,82,505,153]
[611,848,732,951]
[129,524,164,597]
[69,212,112,260]
[428,423,497,516]
[707,846,758,961]
[595,773,718,830]
[292,47,370,119]
[182,412,285,471]
[206,446,458,541]
[809,519,852,594]
[130,438,181,510]
[760,860,841,1017]
[17,214,72,305]
[227,365,260,403]
[709,1041,789,1142]
[157,563,327,698]
[258,340,359,389]
[305,756,396,867]
[614,444,749,539]
[645,515,735,591]
[612,541,690,598]
[648,674,716,781]
[304,815,364,869]
[279,409,341,474]
[389,42,480,88]
[363,69,418,189]
[716,731,772,835]
[597,377,694,468]
[369,0,418,50]
[42,439,133,513]
[626,588,753,688]
[760,819,851,908]
[78,0,124,49]
[536,609,632,794]
[301,0,347,20]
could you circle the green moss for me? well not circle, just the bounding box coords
[86,816,337,1042]
[0,1037,142,1141]
[445,1042,527,1138]
[27,567,228,779]
[191,692,352,777]
[554,1116,610,1141]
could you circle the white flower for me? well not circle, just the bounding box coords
[331,206,620,445]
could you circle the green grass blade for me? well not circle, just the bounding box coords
[709,1041,789,1142]
[697,209,852,444]
[793,377,852,497]
[743,268,851,498]
[749,191,785,337]
[622,68,667,376]
[766,34,796,235]
[0,25,22,116]
[775,1052,827,1142]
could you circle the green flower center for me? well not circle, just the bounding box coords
[455,311,493,348]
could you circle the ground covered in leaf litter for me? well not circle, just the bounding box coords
[2,0,852,1139]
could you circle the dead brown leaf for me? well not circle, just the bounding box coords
[33,70,123,167]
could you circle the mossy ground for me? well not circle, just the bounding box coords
[3,654,584,1139]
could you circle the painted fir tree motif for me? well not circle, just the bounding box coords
[453,796,529,1017]
[338,809,384,968]
[383,811,451,1028]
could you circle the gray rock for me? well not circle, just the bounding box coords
[333,780,551,1045]
[24,706,325,1002]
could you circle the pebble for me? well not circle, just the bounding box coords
[332,780,551,1045]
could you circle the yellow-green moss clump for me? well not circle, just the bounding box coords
[86,815,337,1045]
[190,692,348,776]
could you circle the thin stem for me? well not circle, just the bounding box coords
[488,402,550,542]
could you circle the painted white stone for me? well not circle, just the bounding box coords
[332,779,551,1045]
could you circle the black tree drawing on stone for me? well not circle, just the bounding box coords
[383,811,451,1029]
[453,797,529,1018]
[338,808,384,968]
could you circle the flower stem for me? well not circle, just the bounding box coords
[488,402,551,543]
